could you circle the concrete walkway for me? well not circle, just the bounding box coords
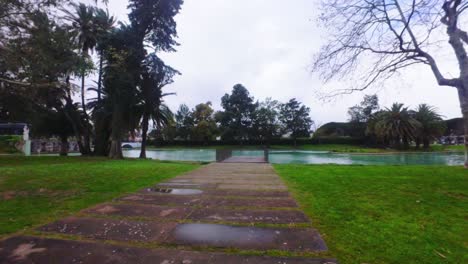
[0,162,336,263]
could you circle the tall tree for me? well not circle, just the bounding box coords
[175,104,194,140]
[99,0,183,159]
[218,84,258,143]
[138,56,178,159]
[0,10,86,154]
[252,98,281,146]
[93,8,116,102]
[312,0,468,167]
[279,99,314,147]
[371,103,421,149]
[348,94,380,123]
[102,25,141,159]
[63,3,99,154]
[412,104,446,149]
[191,102,217,144]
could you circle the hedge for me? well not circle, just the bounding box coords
[0,135,22,153]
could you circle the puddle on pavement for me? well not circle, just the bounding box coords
[158,183,200,187]
[148,188,203,195]
[172,223,277,245]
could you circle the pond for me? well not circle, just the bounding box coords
[123,149,465,166]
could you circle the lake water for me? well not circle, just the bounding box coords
[123,149,465,166]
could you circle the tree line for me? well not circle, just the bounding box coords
[0,0,182,159]
[347,95,445,149]
[157,84,314,147]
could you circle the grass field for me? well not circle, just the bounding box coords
[0,156,199,237]
[274,164,468,264]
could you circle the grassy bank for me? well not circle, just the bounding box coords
[274,165,467,263]
[0,156,199,237]
[146,144,465,153]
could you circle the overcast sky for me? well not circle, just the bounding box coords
[94,0,462,125]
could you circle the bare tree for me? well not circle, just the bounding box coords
[312,0,468,168]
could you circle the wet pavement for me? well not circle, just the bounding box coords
[0,162,336,263]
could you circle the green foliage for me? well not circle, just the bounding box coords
[0,156,198,236]
[191,102,217,143]
[368,103,421,148]
[347,94,379,123]
[279,98,314,143]
[275,165,468,263]
[0,135,21,153]
[218,84,258,141]
[412,104,446,148]
[252,98,282,143]
[127,0,183,51]
[175,104,194,140]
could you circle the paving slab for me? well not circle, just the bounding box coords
[189,208,309,224]
[166,223,328,252]
[0,236,337,264]
[200,197,298,208]
[140,187,205,195]
[176,174,279,180]
[39,217,176,242]
[202,189,291,197]
[164,178,284,184]
[121,194,296,208]
[217,183,288,190]
[83,203,193,219]
[139,188,291,198]
[119,194,203,206]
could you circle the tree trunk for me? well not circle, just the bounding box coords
[139,112,149,159]
[80,73,92,155]
[423,137,430,149]
[457,86,468,168]
[108,139,122,159]
[63,101,85,154]
[402,136,410,149]
[108,105,123,159]
[59,136,68,156]
[415,138,421,149]
[81,73,86,116]
[94,111,110,156]
[97,51,103,102]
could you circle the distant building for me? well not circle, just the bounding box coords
[444,118,463,136]
[440,118,465,145]
[0,123,28,135]
[314,122,366,138]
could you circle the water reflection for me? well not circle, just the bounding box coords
[147,188,203,195]
[123,149,464,165]
[173,223,277,246]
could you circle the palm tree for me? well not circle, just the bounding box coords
[93,8,116,102]
[136,55,179,159]
[412,104,446,149]
[63,3,99,154]
[373,103,421,149]
[63,3,98,110]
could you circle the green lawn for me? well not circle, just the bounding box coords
[274,165,468,264]
[0,156,199,237]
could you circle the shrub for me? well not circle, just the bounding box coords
[0,135,22,153]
